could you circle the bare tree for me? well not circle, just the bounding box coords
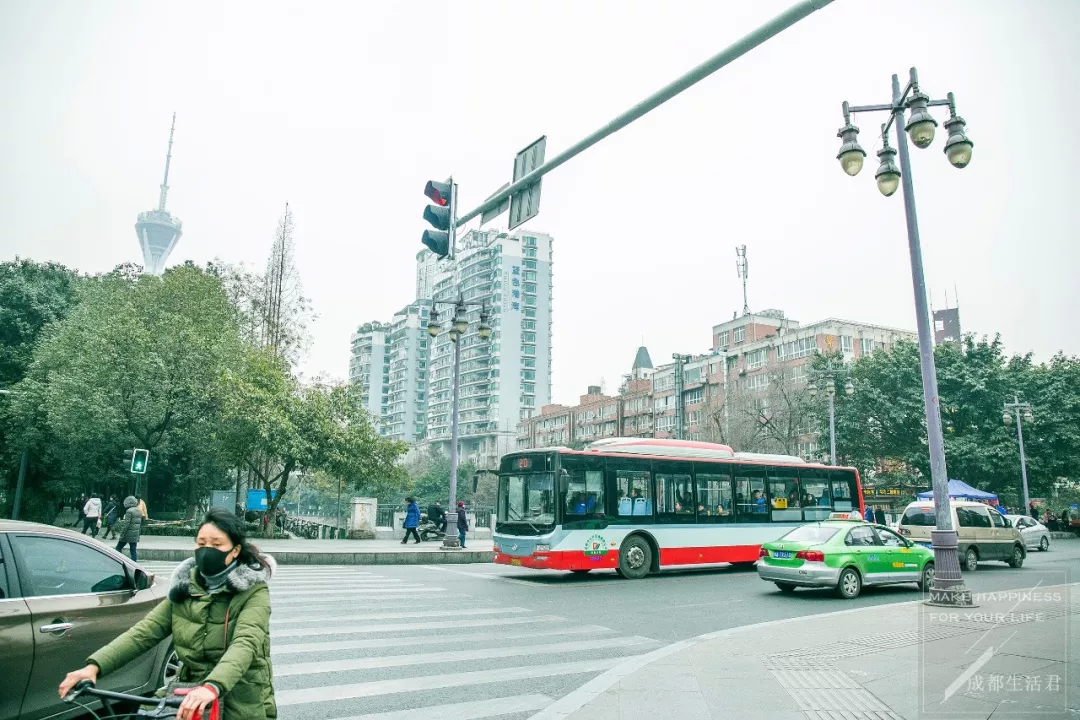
[261,204,311,364]
[701,366,817,456]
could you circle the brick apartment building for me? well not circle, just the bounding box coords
[517,310,915,458]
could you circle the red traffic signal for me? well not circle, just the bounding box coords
[424,180,451,207]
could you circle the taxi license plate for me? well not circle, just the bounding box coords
[771,551,792,559]
[510,558,522,566]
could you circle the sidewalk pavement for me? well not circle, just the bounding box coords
[89,533,495,565]
[546,580,1078,720]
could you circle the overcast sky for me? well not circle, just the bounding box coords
[2,0,1077,404]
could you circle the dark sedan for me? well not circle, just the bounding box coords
[0,520,178,719]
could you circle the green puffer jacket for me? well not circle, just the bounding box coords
[88,556,277,719]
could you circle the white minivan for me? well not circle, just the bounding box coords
[897,500,1026,571]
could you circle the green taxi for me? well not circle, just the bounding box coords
[756,512,934,599]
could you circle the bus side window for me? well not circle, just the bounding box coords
[829,469,857,511]
[695,471,733,524]
[611,466,652,523]
[735,471,768,522]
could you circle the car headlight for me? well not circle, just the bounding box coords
[534,544,550,552]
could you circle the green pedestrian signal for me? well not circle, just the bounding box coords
[131,448,149,474]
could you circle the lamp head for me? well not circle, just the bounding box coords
[905,91,938,149]
[874,144,901,197]
[943,114,974,168]
[836,122,867,176]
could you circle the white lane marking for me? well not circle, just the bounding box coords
[320,694,553,720]
[272,626,614,655]
[271,607,529,626]
[272,614,565,638]
[271,586,427,597]
[275,636,656,674]
[420,564,555,587]
[271,587,445,602]
[275,658,620,705]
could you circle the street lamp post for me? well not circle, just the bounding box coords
[808,371,854,465]
[1003,396,1034,515]
[835,67,975,607]
[428,297,492,549]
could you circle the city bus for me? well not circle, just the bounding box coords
[493,438,865,578]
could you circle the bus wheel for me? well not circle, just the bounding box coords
[618,536,652,579]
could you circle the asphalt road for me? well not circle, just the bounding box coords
[138,539,1079,720]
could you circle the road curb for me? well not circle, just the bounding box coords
[136,548,495,565]
[528,581,1080,720]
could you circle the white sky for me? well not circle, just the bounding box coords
[2,0,1077,404]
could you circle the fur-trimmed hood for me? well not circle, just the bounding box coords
[167,555,276,603]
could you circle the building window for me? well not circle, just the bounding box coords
[522,320,536,330]
[523,357,536,367]
[522,332,536,343]
[684,388,703,405]
[523,282,537,294]
[522,370,536,380]
[841,335,853,353]
[524,307,537,318]
[523,236,537,247]
[717,331,729,348]
[524,248,537,258]
[521,383,535,393]
[747,373,770,391]
[861,338,877,354]
[734,327,745,343]
[746,348,768,369]
[523,259,537,269]
[786,364,807,383]
[777,337,817,361]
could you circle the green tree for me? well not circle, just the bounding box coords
[4,264,245,517]
[821,336,1080,504]
[219,358,408,532]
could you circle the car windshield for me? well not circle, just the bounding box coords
[497,473,556,531]
[780,526,840,544]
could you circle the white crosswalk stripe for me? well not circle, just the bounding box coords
[138,563,657,719]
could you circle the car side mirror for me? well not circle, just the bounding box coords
[133,568,152,592]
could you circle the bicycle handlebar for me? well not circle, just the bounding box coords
[65,680,184,708]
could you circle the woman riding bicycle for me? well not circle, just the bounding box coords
[59,509,277,720]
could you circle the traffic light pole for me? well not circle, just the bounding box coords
[443,334,464,550]
[454,0,835,227]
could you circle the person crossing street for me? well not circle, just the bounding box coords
[402,497,421,544]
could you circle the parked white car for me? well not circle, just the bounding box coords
[1006,515,1051,552]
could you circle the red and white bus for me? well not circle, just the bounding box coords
[493,438,865,578]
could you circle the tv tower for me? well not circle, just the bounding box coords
[135,113,183,275]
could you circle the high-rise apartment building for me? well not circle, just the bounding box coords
[348,322,390,429]
[426,229,553,468]
[384,302,431,443]
[415,250,438,301]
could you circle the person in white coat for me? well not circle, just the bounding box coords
[82,495,103,538]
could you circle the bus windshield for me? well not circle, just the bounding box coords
[498,472,556,532]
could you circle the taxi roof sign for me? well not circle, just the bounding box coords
[828,512,864,521]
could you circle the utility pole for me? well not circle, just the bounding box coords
[1003,396,1034,514]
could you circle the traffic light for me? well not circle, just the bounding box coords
[131,448,149,474]
[422,179,453,258]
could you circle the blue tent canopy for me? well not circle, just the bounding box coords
[916,479,998,501]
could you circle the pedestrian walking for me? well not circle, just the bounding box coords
[82,495,103,538]
[864,505,874,522]
[60,508,277,720]
[874,507,886,525]
[401,496,421,544]
[101,496,121,540]
[136,495,148,519]
[114,496,143,561]
[457,500,469,548]
[71,494,88,528]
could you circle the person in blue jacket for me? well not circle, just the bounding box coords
[402,497,422,544]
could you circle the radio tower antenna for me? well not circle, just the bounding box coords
[736,245,749,316]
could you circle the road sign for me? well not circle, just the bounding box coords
[480,182,511,226]
[509,136,546,230]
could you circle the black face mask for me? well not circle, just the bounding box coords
[195,546,234,576]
